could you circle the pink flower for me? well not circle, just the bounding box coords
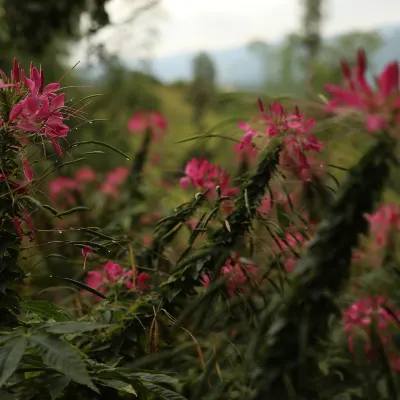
[85,270,103,290]
[366,203,400,249]
[124,270,151,292]
[343,296,400,369]
[201,274,211,288]
[75,167,96,182]
[81,246,94,269]
[180,157,239,197]
[220,255,260,297]
[325,49,400,132]
[239,101,323,180]
[23,158,34,181]
[284,257,297,273]
[103,261,123,283]
[137,272,150,291]
[128,111,168,140]
[100,166,129,198]
[49,177,82,206]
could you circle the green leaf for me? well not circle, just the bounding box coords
[0,336,27,387]
[71,141,129,160]
[141,382,187,400]
[131,373,178,385]
[43,276,108,300]
[47,375,71,399]
[97,379,137,395]
[22,300,69,322]
[0,390,14,400]
[53,207,89,219]
[42,322,112,334]
[30,334,97,392]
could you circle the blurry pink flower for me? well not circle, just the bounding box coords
[85,270,103,290]
[325,49,400,132]
[75,167,96,182]
[284,257,297,273]
[49,177,82,205]
[366,203,400,249]
[201,274,211,288]
[137,272,150,291]
[143,235,153,247]
[23,157,34,181]
[180,157,239,197]
[343,296,400,368]
[81,246,94,269]
[104,261,123,283]
[128,111,168,140]
[220,256,259,297]
[100,166,129,198]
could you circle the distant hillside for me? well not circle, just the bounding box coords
[123,24,400,90]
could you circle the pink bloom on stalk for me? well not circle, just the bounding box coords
[8,61,70,155]
[343,296,400,370]
[22,158,34,181]
[220,255,260,297]
[277,232,307,252]
[137,272,150,291]
[81,246,94,269]
[366,203,400,248]
[23,211,35,236]
[128,111,168,140]
[124,270,151,291]
[75,167,96,182]
[325,49,400,132]
[49,177,82,205]
[180,157,239,197]
[100,166,129,198]
[104,261,123,283]
[85,270,104,290]
[143,235,153,247]
[240,101,323,181]
[237,121,259,147]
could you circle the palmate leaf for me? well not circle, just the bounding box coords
[96,379,137,395]
[29,334,97,392]
[0,337,27,387]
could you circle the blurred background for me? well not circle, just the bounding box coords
[2,0,400,260]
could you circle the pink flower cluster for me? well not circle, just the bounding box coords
[48,165,130,206]
[180,157,239,197]
[99,166,130,198]
[277,231,310,273]
[238,101,324,181]
[343,296,400,371]
[325,49,400,132]
[6,60,70,157]
[128,111,168,141]
[366,203,400,249]
[201,254,260,297]
[85,260,150,301]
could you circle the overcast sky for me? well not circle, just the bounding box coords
[99,0,400,59]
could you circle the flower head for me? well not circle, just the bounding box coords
[325,49,400,132]
[128,111,168,140]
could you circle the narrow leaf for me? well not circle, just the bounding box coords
[47,375,71,399]
[42,322,112,334]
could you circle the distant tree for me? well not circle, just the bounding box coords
[300,0,324,64]
[188,52,217,130]
[0,0,160,65]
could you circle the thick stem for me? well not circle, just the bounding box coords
[254,134,395,400]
